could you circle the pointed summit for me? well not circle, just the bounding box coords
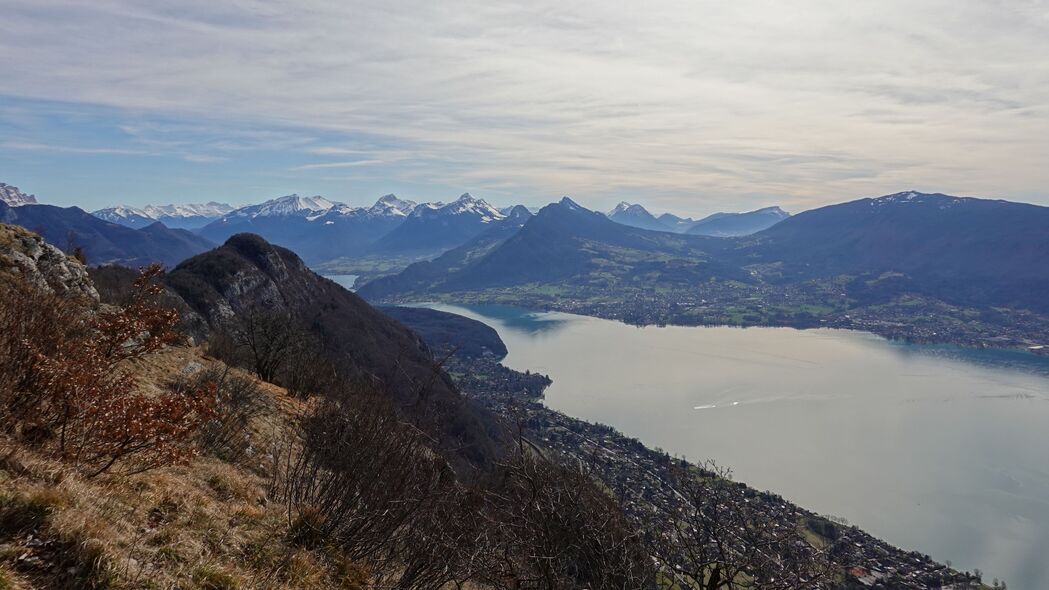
[605,201,668,232]
[559,196,584,210]
[369,194,417,217]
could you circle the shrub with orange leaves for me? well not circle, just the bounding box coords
[1,264,216,477]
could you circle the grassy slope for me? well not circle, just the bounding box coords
[0,346,373,590]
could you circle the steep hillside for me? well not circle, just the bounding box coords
[165,233,502,468]
[751,191,1049,310]
[0,200,214,267]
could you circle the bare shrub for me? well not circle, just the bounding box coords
[0,276,86,427]
[173,367,272,463]
[271,387,453,567]
[476,447,654,590]
[0,266,216,477]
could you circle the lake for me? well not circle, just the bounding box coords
[323,274,359,291]
[423,303,1049,589]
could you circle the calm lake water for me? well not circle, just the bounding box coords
[424,303,1049,589]
[324,274,359,291]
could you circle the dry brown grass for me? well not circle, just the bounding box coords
[0,345,372,590]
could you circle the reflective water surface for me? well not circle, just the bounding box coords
[323,274,359,291]
[424,303,1049,589]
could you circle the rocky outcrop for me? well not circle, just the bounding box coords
[0,223,99,301]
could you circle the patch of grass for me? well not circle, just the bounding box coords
[0,487,69,537]
[0,564,14,590]
[191,564,240,590]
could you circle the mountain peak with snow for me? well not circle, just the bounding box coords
[409,193,505,222]
[91,206,157,228]
[0,183,38,207]
[232,194,340,219]
[368,194,417,217]
[870,191,969,209]
[141,202,236,219]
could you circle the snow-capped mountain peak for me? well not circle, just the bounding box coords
[442,193,505,222]
[751,206,790,217]
[90,206,158,228]
[0,183,38,207]
[232,194,340,219]
[409,193,505,223]
[141,202,236,219]
[368,194,417,217]
[871,191,966,208]
[609,201,633,216]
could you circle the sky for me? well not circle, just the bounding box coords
[1,0,1048,216]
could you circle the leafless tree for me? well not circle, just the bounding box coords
[228,306,300,382]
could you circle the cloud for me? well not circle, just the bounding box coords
[293,159,385,170]
[1,0,1048,213]
[0,140,145,155]
[182,153,228,163]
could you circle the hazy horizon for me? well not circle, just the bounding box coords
[2,1,1048,215]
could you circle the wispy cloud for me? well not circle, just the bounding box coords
[182,153,228,163]
[1,0,1048,213]
[294,159,385,170]
[0,141,145,155]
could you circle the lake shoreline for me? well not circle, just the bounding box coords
[391,293,1049,359]
[423,301,1049,589]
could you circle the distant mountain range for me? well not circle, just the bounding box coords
[368,193,509,256]
[359,204,534,298]
[13,179,1048,316]
[196,194,414,263]
[359,197,745,299]
[94,202,236,230]
[192,192,517,263]
[0,199,214,267]
[687,206,790,236]
[361,191,1049,314]
[605,201,790,236]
